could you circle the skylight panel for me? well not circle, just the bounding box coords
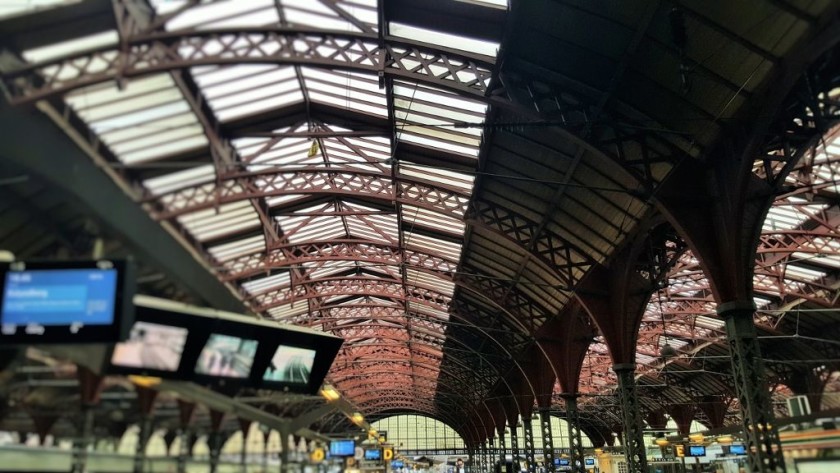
[784,264,827,282]
[763,205,814,231]
[406,269,455,297]
[63,74,208,163]
[177,201,261,242]
[193,65,303,122]
[412,304,450,321]
[793,251,840,269]
[308,260,355,281]
[400,165,475,194]
[403,205,465,234]
[207,235,265,262]
[405,231,462,261]
[242,272,291,295]
[279,215,347,243]
[267,303,309,320]
[0,0,80,20]
[695,315,724,330]
[389,22,499,57]
[165,0,278,30]
[285,3,365,32]
[454,0,508,7]
[23,30,117,63]
[144,164,215,196]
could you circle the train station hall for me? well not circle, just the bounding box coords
[0,0,839,472]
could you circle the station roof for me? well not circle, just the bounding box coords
[1,0,840,440]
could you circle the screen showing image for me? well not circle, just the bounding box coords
[584,458,595,466]
[688,445,706,457]
[556,458,569,466]
[329,439,355,457]
[729,444,746,455]
[263,345,317,384]
[364,449,382,461]
[1,269,118,329]
[392,461,404,468]
[111,321,187,371]
[195,334,258,378]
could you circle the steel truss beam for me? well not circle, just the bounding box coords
[1,27,493,104]
[220,239,458,282]
[148,167,470,221]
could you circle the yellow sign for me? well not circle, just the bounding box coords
[311,448,325,463]
[675,444,685,458]
[383,447,394,461]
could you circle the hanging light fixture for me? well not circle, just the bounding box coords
[654,437,669,447]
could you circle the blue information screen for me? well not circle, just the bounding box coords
[329,439,355,457]
[1,269,118,326]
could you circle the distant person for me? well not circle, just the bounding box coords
[456,458,465,473]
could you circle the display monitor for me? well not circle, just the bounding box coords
[688,445,706,457]
[195,333,258,378]
[584,458,595,466]
[729,444,746,455]
[329,439,355,457]
[263,345,317,384]
[364,448,382,461]
[0,261,134,344]
[555,458,570,466]
[111,321,187,372]
[392,460,404,468]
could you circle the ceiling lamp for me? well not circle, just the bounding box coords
[688,432,704,443]
[320,386,340,402]
[654,437,669,447]
[351,412,365,425]
[716,435,733,445]
[660,342,678,358]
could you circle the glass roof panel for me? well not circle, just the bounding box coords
[161,0,279,30]
[402,204,465,233]
[389,22,499,57]
[64,75,208,164]
[393,82,487,158]
[406,269,455,297]
[278,214,348,244]
[144,164,215,196]
[302,68,388,118]
[405,231,462,261]
[193,65,303,122]
[177,200,261,242]
[208,234,266,263]
[400,164,475,194]
[242,272,291,295]
[22,30,117,63]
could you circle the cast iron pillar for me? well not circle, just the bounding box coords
[562,395,585,473]
[134,386,158,473]
[719,301,786,472]
[613,364,647,473]
[509,423,519,462]
[176,400,195,473]
[539,408,556,473]
[522,418,536,473]
[498,431,506,465]
[72,366,102,473]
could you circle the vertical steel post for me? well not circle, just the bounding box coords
[613,364,647,473]
[540,408,555,473]
[509,423,519,463]
[523,418,536,473]
[719,302,786,473]
[562,395,585,473]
